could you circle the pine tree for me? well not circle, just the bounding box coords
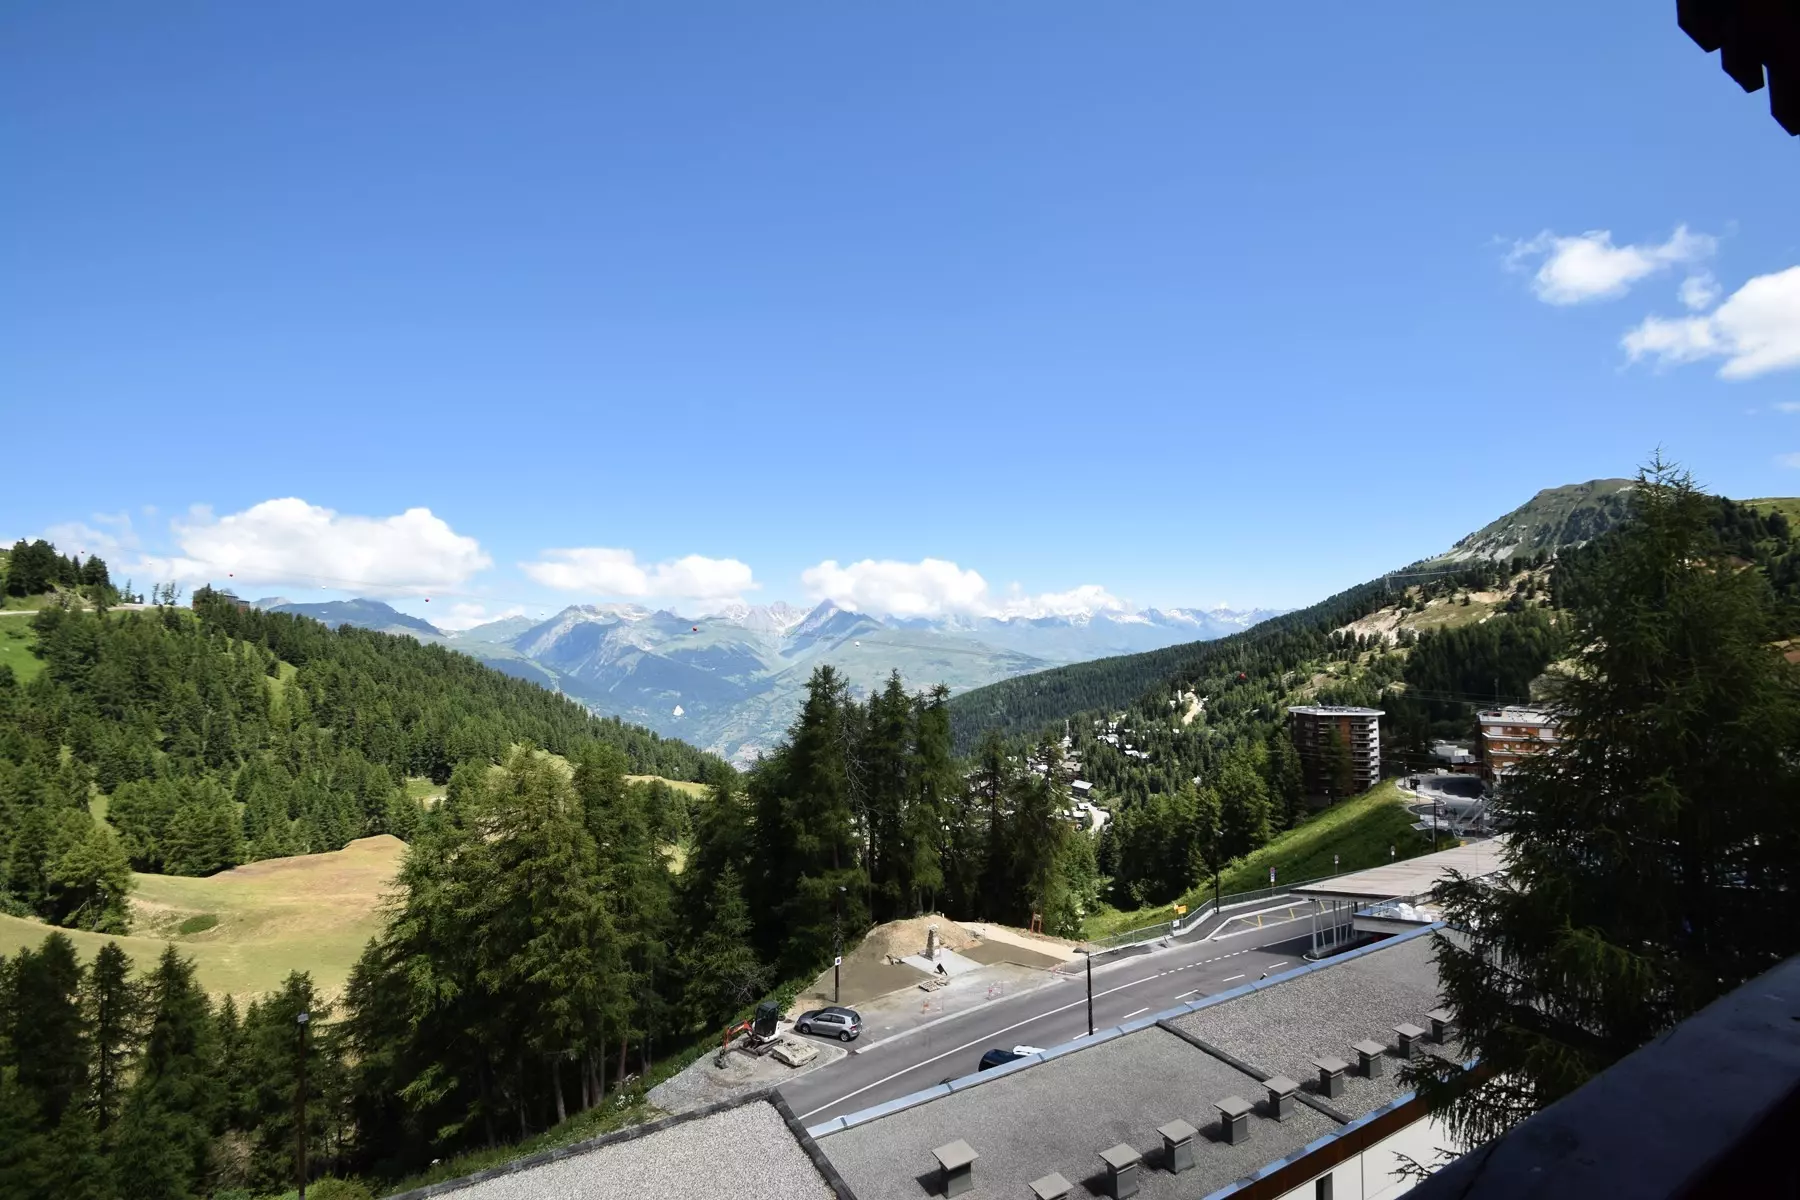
[1408,460,1800,1147]
[678,865,767,1030]
[2,933,89,1128]
[85,942,140,1130]
[124,947,218,1198]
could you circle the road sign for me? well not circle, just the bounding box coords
[1269,867,1276,884]
[1174,904,1187,915]
[833,956,842,967]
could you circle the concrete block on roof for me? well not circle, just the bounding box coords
[1265,1075,1299,1121]
[1216,1095,1253,1145]
[1313,1056,1349,1098]
[1394,1023,1427,1058]
[1158,1119,1197,1173]
[933,1138,977,1197]
[1099,1143,1141,1198]
[1030,1172,1073,1200]
[1354,1039,1387,1078]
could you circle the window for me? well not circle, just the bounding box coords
[1315,1173,1334,1200]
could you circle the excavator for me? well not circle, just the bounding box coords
[715,1001,783,1067]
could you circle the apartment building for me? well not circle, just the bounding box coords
[1287,706,1384,798]
[1476,706,1560,780]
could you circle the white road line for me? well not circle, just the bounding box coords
[1268,961,1289,969]
[1222,974,1245,982]
[1122,1007,1149,1019]
[797,969,1179,1119]
[1177,988,1198,999]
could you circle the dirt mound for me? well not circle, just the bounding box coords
[858,916,979,963]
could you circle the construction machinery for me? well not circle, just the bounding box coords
[715,1001,783,1067]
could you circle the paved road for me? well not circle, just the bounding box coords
[781,913,1316,1127]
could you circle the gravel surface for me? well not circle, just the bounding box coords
[1173,933,1461,1117]
[819,1026,1335,1200]
[444,1098,833,1200]
[650,1036,846,1115]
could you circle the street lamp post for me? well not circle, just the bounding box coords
[834,885,845,1005]
[295,1010,310,1200]
[1212,828,1222,916]
[1084,950,1094,1036]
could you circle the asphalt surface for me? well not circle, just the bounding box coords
[780,912,1317,1127]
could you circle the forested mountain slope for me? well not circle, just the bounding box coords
[948,481,1796,750]
[0,579,723,934]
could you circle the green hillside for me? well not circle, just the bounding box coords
[1425,477,1635,564]
[1,569,726,942]
[1082,779,1434,939]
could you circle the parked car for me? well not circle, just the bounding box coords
[794,1006,863,1042]
[977,1045,1044,1071]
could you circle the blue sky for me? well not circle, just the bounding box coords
[5,2,1799,626]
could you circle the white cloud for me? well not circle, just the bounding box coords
[1775,401,1800,413]
[43,512,140,560]
[434,602,526,631]
[522,547,755,605]
[1507,225,1715,305]
[1679,272,1722,311]
[997,583,1129,619]
[801,557,1131,620]
[1622,265,1800,379]
[131,498,490,595]
[1779,453,1800,469]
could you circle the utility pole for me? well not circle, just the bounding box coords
[295,1010,310,1200]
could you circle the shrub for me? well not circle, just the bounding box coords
[304,1179,373,1200]
[178,912,219,935]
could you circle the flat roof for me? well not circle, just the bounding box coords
[1293,840,1506,903]
[1171,934,1461,1120]
[401,1094,839,1200]
[815,928,1457,1200]
[818,1026,1338,1200]
[1287,705,1384,717]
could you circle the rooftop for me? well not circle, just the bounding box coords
[818,1025,1340,1200]
[1170,933,1462,1119]
[1293,840,1506,904]
[1476,706,1557,724]
[814,926,1456,1200]
[1288,705,1385,717]
[396,1093,841,1200]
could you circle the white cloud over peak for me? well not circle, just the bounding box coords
[131,499,489,595]
[1507,225,1715,305]
[522,547,755,605]
[1778,453,1800,469]
[435,602,526,631]
[1622,265,1800,379]
[801,557,1129,620]
[44,511,140,561]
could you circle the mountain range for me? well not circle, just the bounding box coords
[262,595,1282,765]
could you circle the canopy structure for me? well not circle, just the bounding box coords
[1679,0,1800,135]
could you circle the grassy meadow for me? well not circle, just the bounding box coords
[0,835,406,1003]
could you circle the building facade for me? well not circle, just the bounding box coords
[1476,706,1559,780]
[1288,706,1384,798]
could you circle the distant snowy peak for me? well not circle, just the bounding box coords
[711,601,810,633]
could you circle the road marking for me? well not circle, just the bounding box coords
[1122,1007,1149,1019]
[1177,988,1198,998]
[1222,974,1245,982]
[798,969,1177,1119]
[1267,961,1289,969]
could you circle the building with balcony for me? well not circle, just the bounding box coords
[1475,707,1559,781]
[1288,706,1384,799]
